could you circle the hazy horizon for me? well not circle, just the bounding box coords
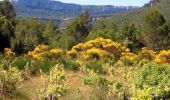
[53,0,150,6]
[0,0,151,6]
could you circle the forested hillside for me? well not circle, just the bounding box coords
[108,0,170,25]
[12,0,137,19]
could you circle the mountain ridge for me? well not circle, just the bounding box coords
[11,0,138,19]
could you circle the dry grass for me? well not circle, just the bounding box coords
[3,67,135,100]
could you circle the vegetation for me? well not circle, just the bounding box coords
[0,0,169,100]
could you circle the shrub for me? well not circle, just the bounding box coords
[0,67,22,96]
[84,69,110,99]
[13,56,31,70]
[86,61,103,73]
[129,63,170,99]
[39,64,67,99]
[29,60,59,74]
[154,50,170,64]
[138,47,156,61]
[119,52,138,66]
[59,58,79,71]
[28,44,64,61]
[84,69,124,99]
[69,37,128,60]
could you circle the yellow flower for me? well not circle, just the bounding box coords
[4,48,15,56]
[154,50,170,64]
[138,47,156,61]
[68,37,128,60]
[50,49,63,55]
[120,52,138,65]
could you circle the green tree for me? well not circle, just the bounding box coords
[0,0,16,51]
[11,18,45,54]
[0,16,14,51]
[119,23,144,51]
[87,19,119,41]
[66,11,91,44]
[142,9,170,50]
[0,0,16,20]
[42,20,60,46]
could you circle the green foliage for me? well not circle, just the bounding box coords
[39,64,67,99]
[66,11,91,44]
[13,56,31,70]
[42,20,61,48]
[142,9,170,50]
[11,18,45,54]
[59,57,79,71]
[84,69,110,99]
[0,16,14,51]
[119,23,144,51]
[0,0,16,20]
[84,69,124,99]
[0,66,23,96]
[86,61,103,73]
[0,0,16,51]
[129,63,170,99]
[87,19,119,41]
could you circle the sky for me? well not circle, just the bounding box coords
[55,0,151,6]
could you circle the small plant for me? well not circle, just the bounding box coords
[0,66,23,96]
[39,64,67,99]
[86,61,103,73]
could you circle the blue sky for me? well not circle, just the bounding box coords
[55,0,150,6]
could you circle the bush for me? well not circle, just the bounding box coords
[59,58,79,71]
[86,61,103,73]
[29,60,59,74]
[0,67,22,96]
[13,56,31,70]
[84,69,110,99]
[154,50,170,64]
[129,63,170,99]
[119,52,138,66]
[84,69,124,99]
[39,64,67,99]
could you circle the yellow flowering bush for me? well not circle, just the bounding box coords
[28,44,64,60]
[68,37,127,61]
[67,49,77,58]
[138,47,156,61]
[154,50,170,64]
[4,48,15,56]
[34,44,49,52]
[39,64,66,99]
[120,52,138,66]
[83,48,108,60]
[0,67,23,96]
[50,49,63,55]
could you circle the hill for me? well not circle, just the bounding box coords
[11,0,138,19]
[108,0,170,25]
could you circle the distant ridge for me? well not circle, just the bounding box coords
[107,0,169,25]
[10,0,138,19]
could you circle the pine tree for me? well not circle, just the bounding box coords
[142,9,170,50]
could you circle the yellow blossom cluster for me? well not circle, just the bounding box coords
[138,47,156,61]
[49,49,64,55]
[4,48,15,56]
[120,52,138,65]
[28,44,64,60]
[68,37,127,61]
[82,48,109,60]
[154,50,170,64]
